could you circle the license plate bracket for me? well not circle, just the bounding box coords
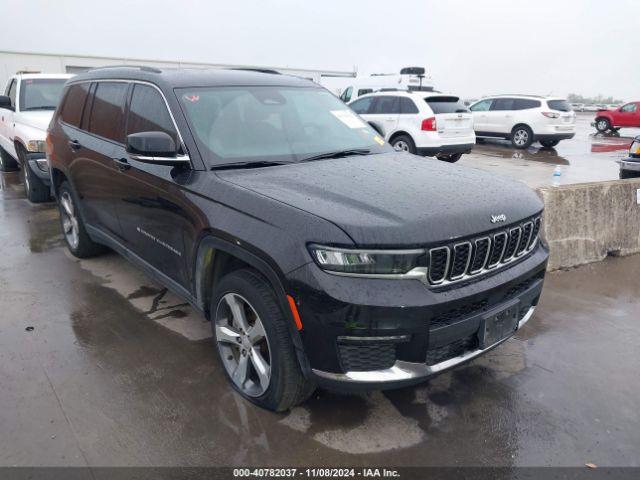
[479,299,520,349]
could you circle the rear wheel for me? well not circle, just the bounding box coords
[18,148,49,203]
[595,118,611,132]
[211,269,314,411]
[0,147,18,171]
[437,152,463,163]
[57,181,106,258]
[391,135,416,154]
[511,126,533,149]
[540,139,560,148]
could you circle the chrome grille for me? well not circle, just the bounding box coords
[426,216,541,287]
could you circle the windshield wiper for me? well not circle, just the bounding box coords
[210,160,292,171]
[23,106,56,111]
[299,149,372,163]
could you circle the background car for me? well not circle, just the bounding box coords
[349,90,475,162]
[338,66,434,103]
[469,95,576,149]
[571,103,585,112]
[594,102,640,132]
[616,135,640,179]
[0,73,73,202]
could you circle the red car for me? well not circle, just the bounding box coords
[594,102,640,132]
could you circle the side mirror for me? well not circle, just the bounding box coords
[126,131,190,166]
[0,95,13,109]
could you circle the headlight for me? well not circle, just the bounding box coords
[27,140,46,153]
[309,244,426,276]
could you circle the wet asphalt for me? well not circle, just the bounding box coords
[1,130,639,467]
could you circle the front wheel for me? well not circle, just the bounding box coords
[595,118,611,132]
[211,269,314,411]
[511,126,533,149]
[540,139,560,148]
[391,135,416,154]
[20,153,50,203]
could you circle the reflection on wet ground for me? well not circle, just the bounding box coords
[459,113,640,187]
[1,146,640,468]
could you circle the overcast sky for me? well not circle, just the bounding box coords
[1,0,637,100]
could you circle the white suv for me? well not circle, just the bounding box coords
[469,95,576,149]
[349,91,475,162]
[0,73,73,202]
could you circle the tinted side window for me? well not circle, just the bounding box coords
[7,80,17,108]
[60,84,90,127]
[341,87,353,103]
[126,84,177,143]
[88,82,128,143]
[514,99,541,110]
[621,103,637,113]
[357,89,373,97]
[491,98,515,111]
[371,96,399,114]
[470,99,492,112]
[400,97,419,114]
[350,97,374,114]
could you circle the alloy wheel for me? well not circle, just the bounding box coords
[597,120,608,131]
[215,293,271,397]
[513,129,529,146]
[393,140,410,152]
[60,191,80,249]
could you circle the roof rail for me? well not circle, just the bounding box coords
[232,68,281,75]
[88,65,162,74]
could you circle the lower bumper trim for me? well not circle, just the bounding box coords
[617,159,640,172]
[312,306,536,384]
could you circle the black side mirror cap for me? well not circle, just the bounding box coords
[0,95,13,109]
[126,131,190,167]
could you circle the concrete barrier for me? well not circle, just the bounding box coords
[537,178,640,271]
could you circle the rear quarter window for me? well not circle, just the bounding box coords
[514,99,541,110]
[60,84,90,127]
[425,96,468,114]
[547,100,572,112]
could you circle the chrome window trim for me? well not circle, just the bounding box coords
[487,231,508,268]
[449,241,472,280]
[469,236,491,274]
[428,247,450,285]
[63,78,190,164]
[323,266,428,284]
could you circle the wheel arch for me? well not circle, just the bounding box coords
[388,130,413,144]
[510,123,533,135]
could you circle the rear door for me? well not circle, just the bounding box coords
[113,82,193,287]
[68,81,128,238]
[424,96,473,139]
[366,95,399,138]
[488,97,516,134]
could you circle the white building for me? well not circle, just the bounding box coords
[0,49,356,89]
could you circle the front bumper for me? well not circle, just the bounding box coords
[288,244,548,391]
[416,143,474,157]
[26,153,51,186]
[617,157,640,172]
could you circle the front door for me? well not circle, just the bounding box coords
[113,83,196,288]
[470,98,493,134]
[0,79,17,157]
[616,103,639,127]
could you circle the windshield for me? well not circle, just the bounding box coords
[177,86,391,166]
[424,96,468,114]
[547,99,572,112]
[19,78,67,111]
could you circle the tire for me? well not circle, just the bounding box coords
[540,139,560,148]
[620,169,640,179]
[437,152,463,163]
[211,269,314,411]
[510,125,533,149]
[595,117,611,132]
[57,181,106,258]
[0,146,18,171]
[18,148,50,203]
[391,134,416,154]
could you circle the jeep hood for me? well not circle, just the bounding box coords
[217,152,543,246]
[16,111,53,132]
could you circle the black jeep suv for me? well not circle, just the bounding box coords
[47,67,548,411]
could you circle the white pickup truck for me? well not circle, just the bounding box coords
[0,73,73,202]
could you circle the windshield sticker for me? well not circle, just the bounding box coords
[331,110,367,129]
[183,94,200,103]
